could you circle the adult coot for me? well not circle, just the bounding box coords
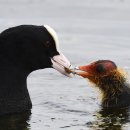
[0,25,72,115]
[75,60,130,109]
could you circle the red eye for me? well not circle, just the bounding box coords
[45,41,51,47]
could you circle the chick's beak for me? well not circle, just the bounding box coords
[76,65,92,78]
[51,53,72,77]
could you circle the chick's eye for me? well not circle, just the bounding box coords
[44,41,51,47]
[96,64,105,73]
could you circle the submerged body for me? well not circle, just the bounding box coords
[0,25,71,115]
[76,60,130,109]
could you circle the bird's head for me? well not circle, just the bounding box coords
[75,60,126,88]
[76,60,117,78]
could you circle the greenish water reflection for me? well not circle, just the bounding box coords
[87,108,130,130]
[0,111,31,130]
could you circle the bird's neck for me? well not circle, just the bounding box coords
[0,61,30,97]
[100,82,130,108]
[0,58,32,114]
[93,70,130,108]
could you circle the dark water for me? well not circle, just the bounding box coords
[0,107,130,130]
[0,0,130,130]
[0,111,31,130]
[87,108,130,130]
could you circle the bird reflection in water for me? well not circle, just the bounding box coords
[0,111,31,130]
[87,107,130,130]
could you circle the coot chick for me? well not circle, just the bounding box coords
[0,25,72,115]
[76,60,130,109]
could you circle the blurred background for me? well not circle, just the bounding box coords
[0,0,130,130]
